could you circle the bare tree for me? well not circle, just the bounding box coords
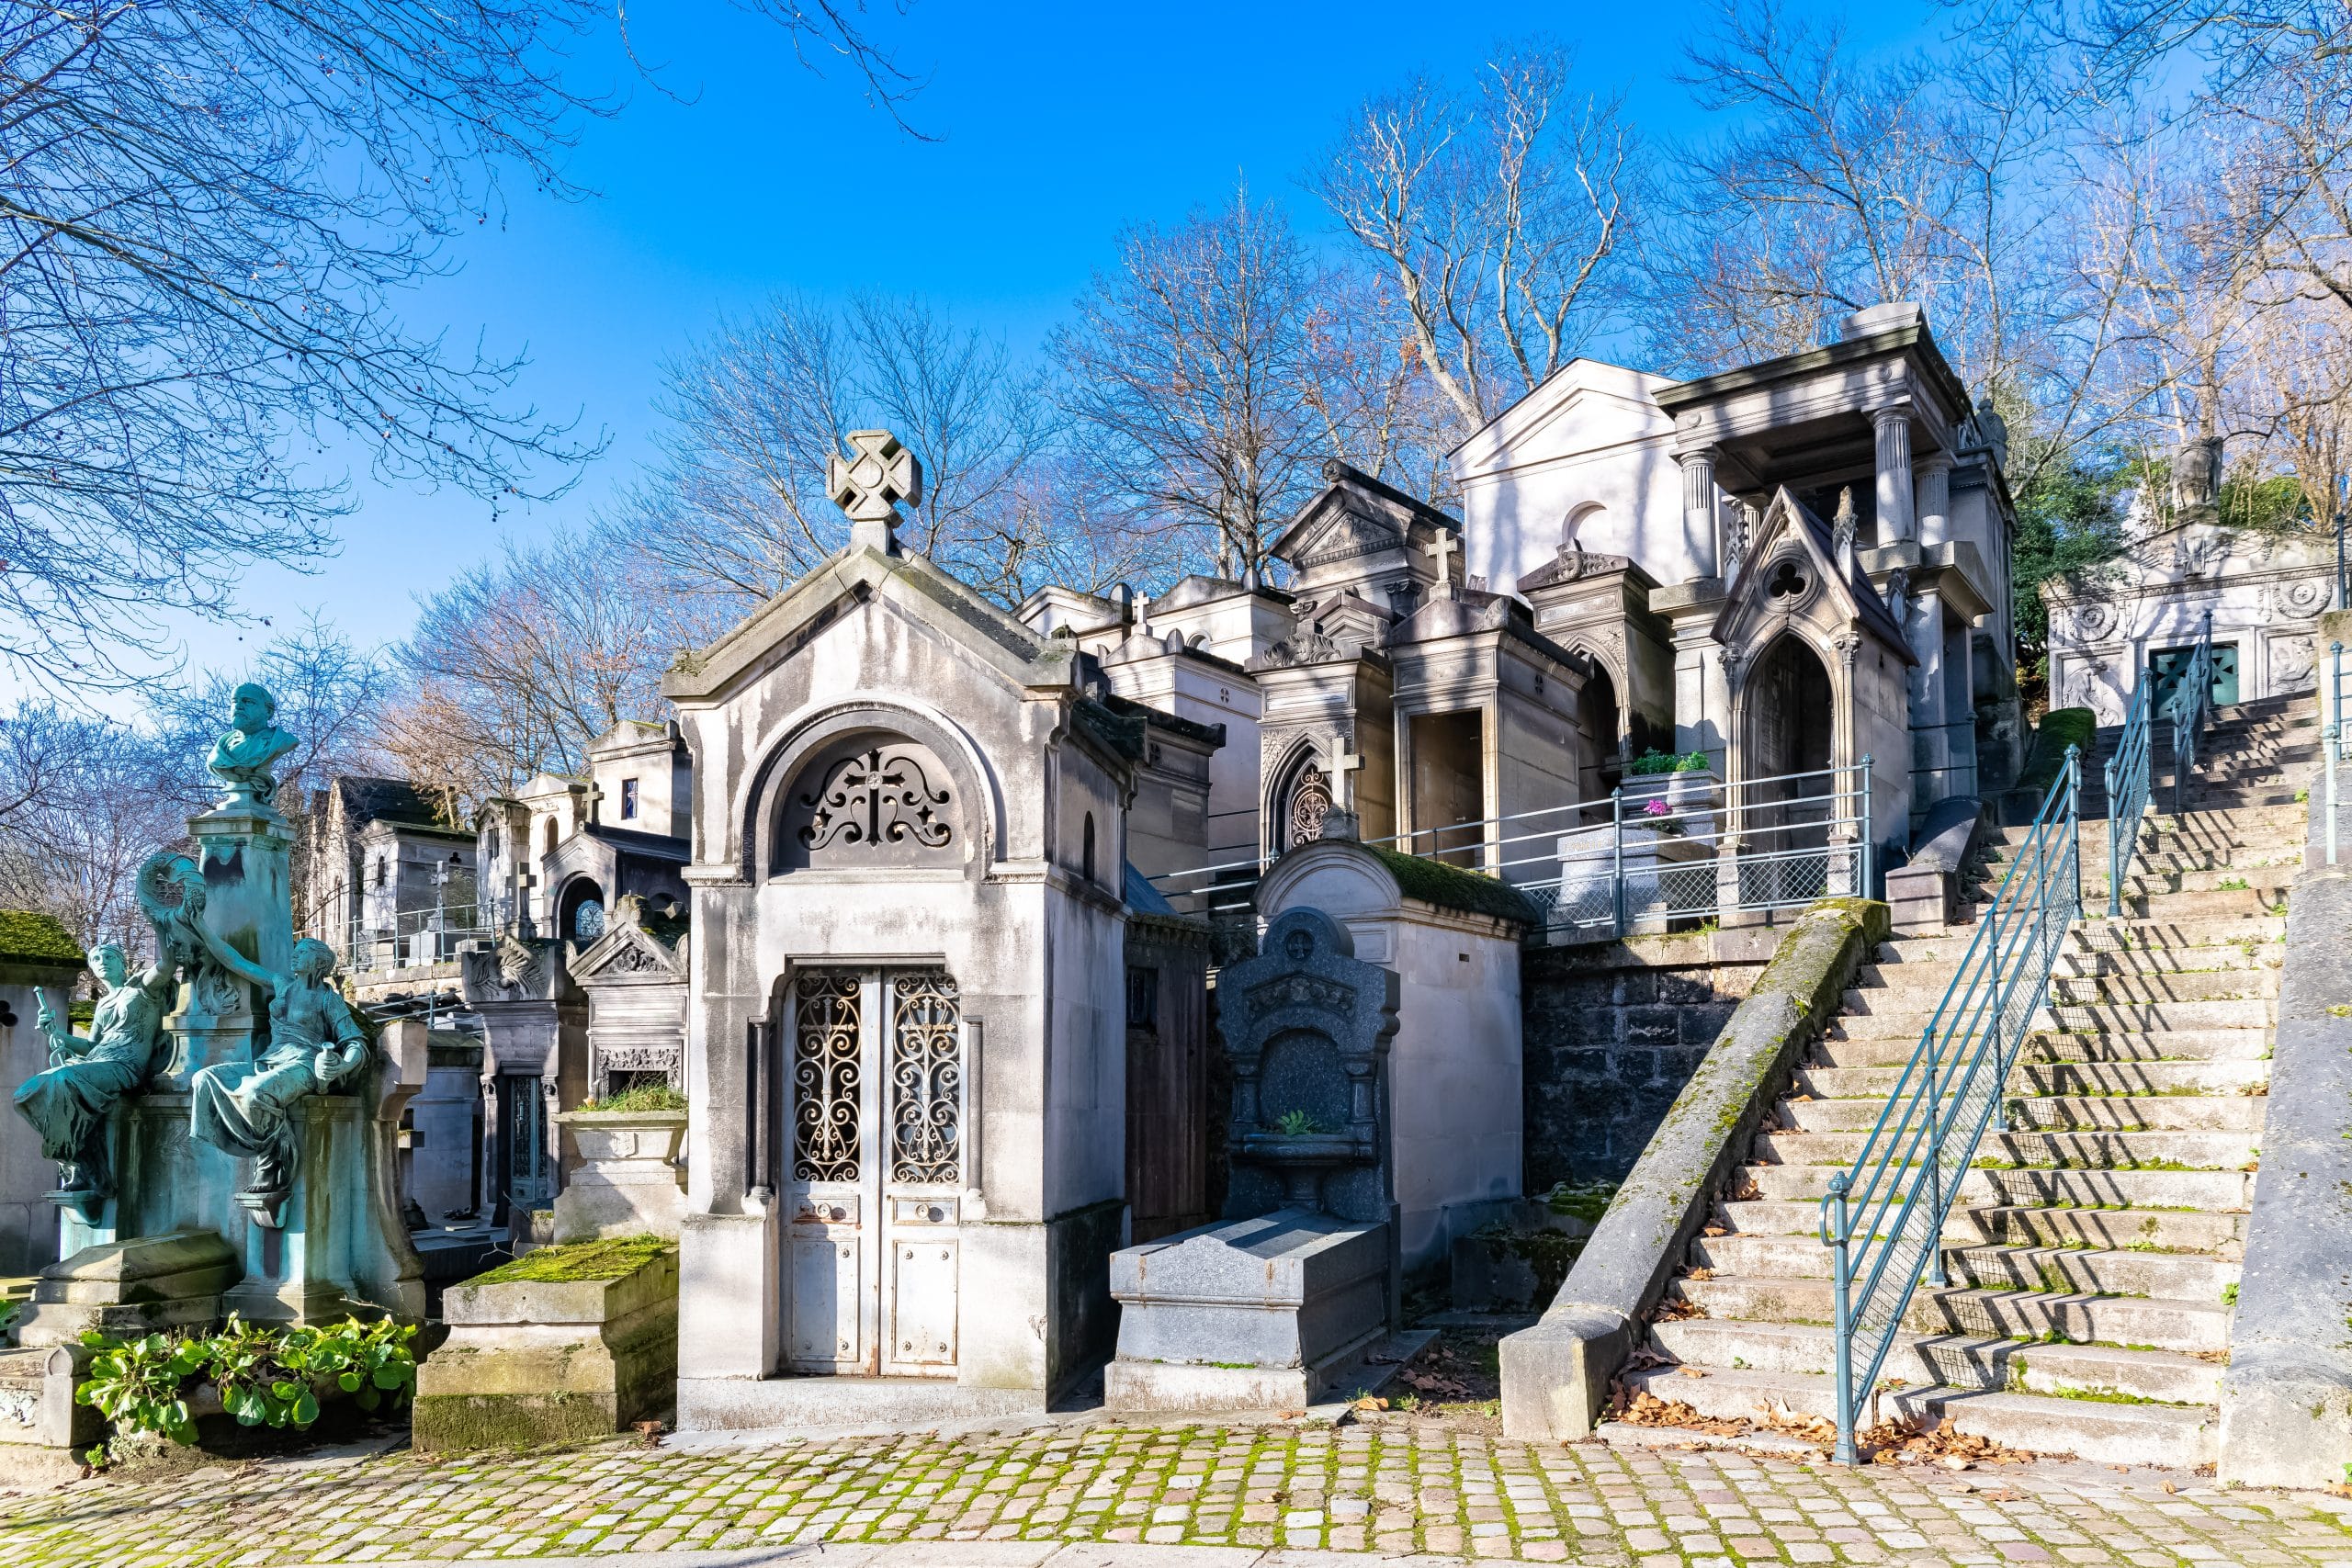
[0,705,184,951]
[611,293,1111,609]
[1315,39,1639,435]
[0,0,933,690]
[376,530,689,808]
[1053,189,1419,581]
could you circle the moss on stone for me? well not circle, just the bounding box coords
[2018,706,2095,794]
[0,909,84,965]
[1367,846,1540,924]
[469,1235,672,1287]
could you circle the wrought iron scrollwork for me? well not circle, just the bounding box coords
[1286,766,1330,849]
[889,973,960,1184]
[798,747,953,853]
[793,971,862,1181]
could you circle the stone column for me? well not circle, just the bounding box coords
[1873,407,1917,546]
[163,801,297,1087]
[1678,447,1722,579]
[1914,453,1953,547]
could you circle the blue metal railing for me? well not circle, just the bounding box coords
[2329,641,2345,867]
[1818,746,2082,1463]
[2167,608,2217,815]
[2103,682,2153,918]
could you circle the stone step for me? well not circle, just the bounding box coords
[1741,1161,2254,1211]
[1649,1318,2226,1405]
[1796,1058,2267,1100]
[1719,1200,2246,1257]
[2094,870,2298,898]
[1850,966,2278,1004]
[1829,996,2273,1040]
[2066,915,2289,949]
[2104,887,2293,919]
[1750,1126,2257,1170]
[1616,1362,2219,1466]
[1781,1093,2263,1135]
[1672,1272,2233,1353]
[1811,1028,2271,1067]
[1690,1236,2238,1298]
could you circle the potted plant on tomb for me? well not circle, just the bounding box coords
[548,1082,688,1244]
[1624,748,1719,847]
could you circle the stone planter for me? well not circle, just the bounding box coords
[1623,767,1719,846]
[548,1111,685,1245]
[413,1243,678,1451]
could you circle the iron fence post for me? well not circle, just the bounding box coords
[2336,511,2346,612]
[1611,787,1626,940]
[1860,755,1874,897]
[2104,748,2122,919]
[2329,726,2341,868]
[1828,1174,1859,1464]
[2066,745,2083,921]
[2334,642,2344,737]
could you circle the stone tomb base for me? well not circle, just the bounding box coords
[413,1247,678,1450]
[1105,1209,1404,1413]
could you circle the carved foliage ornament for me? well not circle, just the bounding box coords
[798,747,953,852]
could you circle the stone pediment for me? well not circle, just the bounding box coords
[661,543,1078,707]
[1711,487,1916,664]
[572,916,687,987]
[1270,462,1462,587]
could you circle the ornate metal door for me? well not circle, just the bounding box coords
[784,967,965,1377]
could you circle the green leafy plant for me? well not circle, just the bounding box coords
[1273,1109,1333,1136]
[75,1332,208,1445]
[74,1315,418,1448]
[1629,749,1711,776]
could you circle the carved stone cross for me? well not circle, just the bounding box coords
[1326,733,1365,810]
[828,429,925,555]
[1423,531,1462,596]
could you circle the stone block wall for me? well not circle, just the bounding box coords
[1520,928,1781,1190]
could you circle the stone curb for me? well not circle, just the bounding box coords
[2218,760,2352,1489]
[1497,897,1889,1441]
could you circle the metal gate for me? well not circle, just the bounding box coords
[784,967,965,1377]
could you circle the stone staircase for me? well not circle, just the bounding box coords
[1615,694,2314,1465]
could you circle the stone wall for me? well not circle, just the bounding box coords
[1520,927,1783,1190]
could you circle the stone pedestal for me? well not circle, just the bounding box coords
[12,1230,237,1346]
[222,1022,428,1324]
[413,1245,678,1450]
[548,1111,685,1243]
[160,805,295,1089]
[0,947,96,1277]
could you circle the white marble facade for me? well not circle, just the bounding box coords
[2045,513,2334,724]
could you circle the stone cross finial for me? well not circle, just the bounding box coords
[1423,532,1461,596]
[1319,732,1367,841]
[828,429,924,555]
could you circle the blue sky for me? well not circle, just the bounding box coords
[161,0,1935,686]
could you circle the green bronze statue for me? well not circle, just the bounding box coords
[187,932,368,1226]
[12,942,175,1202]
[207,681,300,808]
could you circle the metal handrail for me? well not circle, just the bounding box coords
[1818,746,2081,1464]
[2103,681,2152,918]
[2168,608,2216,815]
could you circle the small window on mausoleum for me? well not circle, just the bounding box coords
[620,778,639,820]
[1082,812,1097,883]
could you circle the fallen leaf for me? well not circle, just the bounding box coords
[1679,1367,1708,1378]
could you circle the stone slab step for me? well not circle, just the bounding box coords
[1741,1162,2254,1211]
[1829,997,2271,1040]
[1813,1028,2270,1068]
[1648,1318,2226,1404]
[2066,916,2290,948]
[1609,1365,2217,1466]
[1720,1200,2246,1257]
[1783,1093,2263,1135]
[1795,1059,2267,1099]
[1691,1236,2236,1298]
[1750,1127,2257,1170]
[1671,1273,2233,1353]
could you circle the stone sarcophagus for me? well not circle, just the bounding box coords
[1105,907,1403,1412]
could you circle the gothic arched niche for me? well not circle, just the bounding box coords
[773,729,964,874]
[1274,748,1332,852]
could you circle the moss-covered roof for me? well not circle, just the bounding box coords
[1367,847,1539,925]
[0,910,85,966]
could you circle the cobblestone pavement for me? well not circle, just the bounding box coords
[5,1417,2352,1568]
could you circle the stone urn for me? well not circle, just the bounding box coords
[548,1110,687,1244]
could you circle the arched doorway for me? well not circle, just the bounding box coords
[557,876,606,945]
[1578,660,1622,796]
[1741,635,1838,901]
